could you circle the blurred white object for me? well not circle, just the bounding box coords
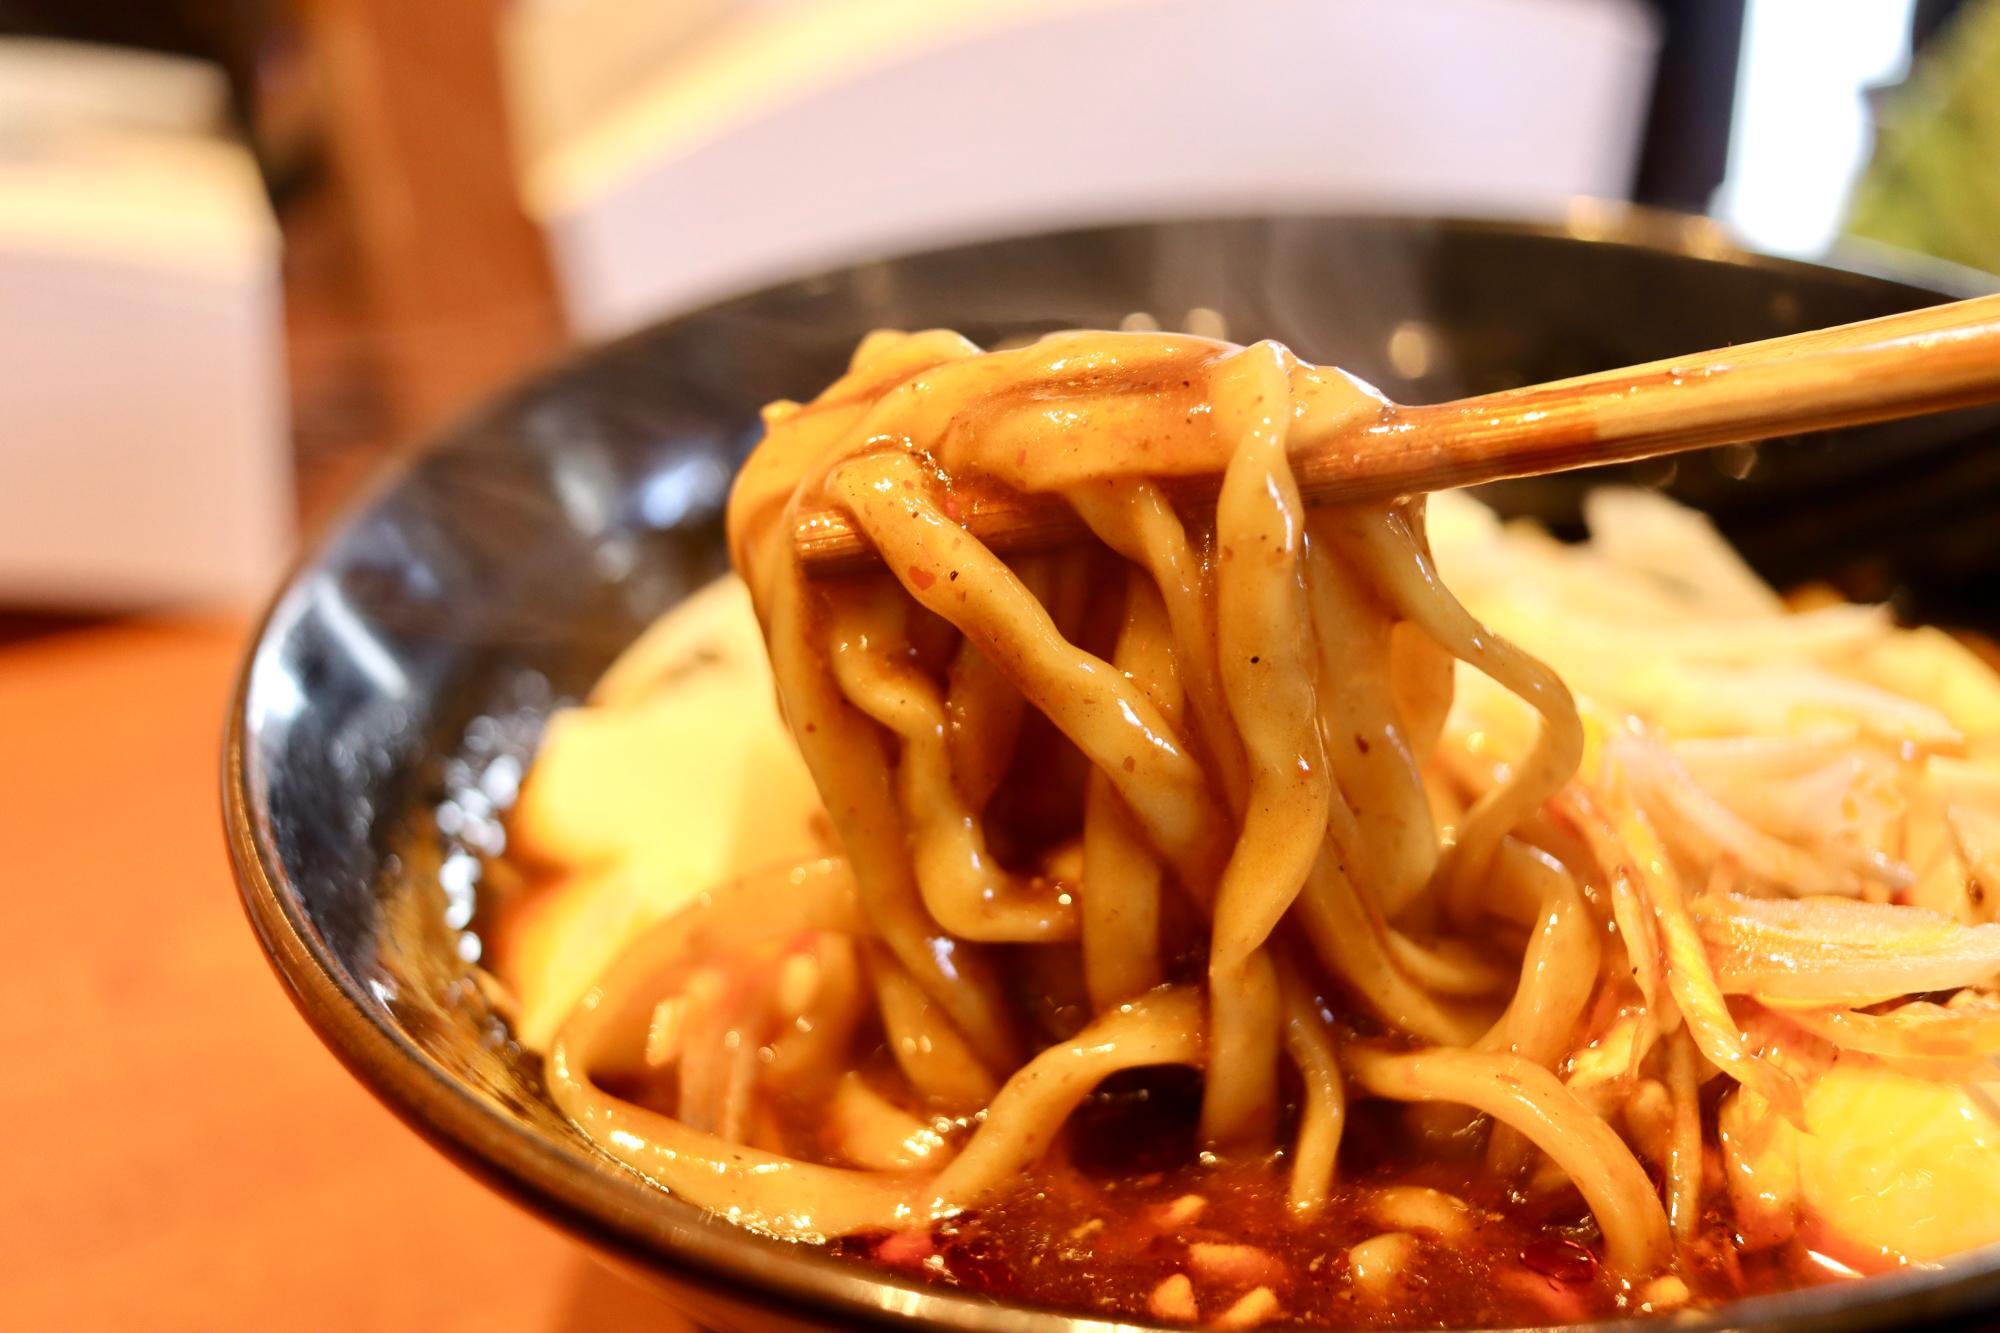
[1714,0,1916,256]
[502,0,739,165]
[0,39,289,609]
[510,0,1660,337]
[0,36,231,137]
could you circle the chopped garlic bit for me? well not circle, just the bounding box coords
[1155,1193,1208,1228]
[1148,1272,1198,1322]
[1368,1185,1472,1241]
[1213,1285,1282,1330]
[1347,1231,1416,1302]
[1639,1275,1692,1311]
[1187,1241,1285,1286]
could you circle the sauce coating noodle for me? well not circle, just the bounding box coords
[496,329,2000,1329]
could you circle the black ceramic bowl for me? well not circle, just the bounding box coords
[228,213,2000,1332]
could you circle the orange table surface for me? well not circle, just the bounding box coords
[0,617,693,1331]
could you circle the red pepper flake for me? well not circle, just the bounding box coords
[908,567,937,591]
[1016,448,1028,467]
[875,1229,935,1267]
[941,493,963,521]
[1122,756,1136,773]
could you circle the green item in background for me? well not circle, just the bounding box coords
[1847,0,2000,275]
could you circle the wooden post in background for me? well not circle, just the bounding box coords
[296,0,566,439]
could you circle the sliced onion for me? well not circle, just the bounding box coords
[1673,733,1865,782]
[1697,893,2000,1004]
[1583,487,1783,618]
[1610,734,1882,896]
[1946,806,2000,907]
[1651,665,1961,747]
[1769,1001,2000,1066]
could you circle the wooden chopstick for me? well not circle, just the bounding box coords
[796,292,2000,576]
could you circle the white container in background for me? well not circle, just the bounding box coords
[510,0,1661,337]
[0,40,289,609]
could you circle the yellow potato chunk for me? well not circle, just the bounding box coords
[511,670,820,874]
[495,861,665,1049]
[1797,1061,2000,1263]
[498,576,825,1047]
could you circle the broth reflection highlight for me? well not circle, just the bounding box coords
[492,330,2000,1329]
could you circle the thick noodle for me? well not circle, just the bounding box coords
[527,327,1997,1317]
[556,329,1623,1251]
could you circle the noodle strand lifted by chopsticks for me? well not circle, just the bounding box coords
[528,327,2000,1310]
[559,329,1635,1243]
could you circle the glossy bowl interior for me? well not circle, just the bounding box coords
[228,213,2000,1332]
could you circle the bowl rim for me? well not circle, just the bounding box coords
[226,204,2000,1332]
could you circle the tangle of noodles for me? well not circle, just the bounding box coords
[503,328,2000,1329]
